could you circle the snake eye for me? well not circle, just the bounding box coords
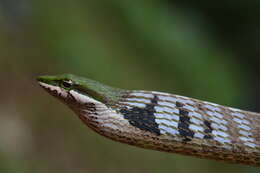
[61,80,73,89]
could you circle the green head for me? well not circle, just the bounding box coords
[37,74,124,107]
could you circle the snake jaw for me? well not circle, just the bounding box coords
[38,81,69,100]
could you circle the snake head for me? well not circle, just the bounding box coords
[37,74,123,109]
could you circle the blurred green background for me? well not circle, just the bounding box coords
[1,0,260,172]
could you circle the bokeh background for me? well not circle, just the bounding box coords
[1,0,260,172]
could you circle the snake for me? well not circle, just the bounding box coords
[37,74,260,166]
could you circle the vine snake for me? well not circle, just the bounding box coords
[37,74,260,166]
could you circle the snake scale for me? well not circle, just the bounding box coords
[37,74,260,166]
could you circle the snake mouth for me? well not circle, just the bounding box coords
[37,75,70,100]
[38,81,69,100]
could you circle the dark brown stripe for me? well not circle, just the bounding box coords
[176,101,194,142]
[119,95,161,135]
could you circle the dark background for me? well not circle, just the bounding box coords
[1,0,260,172]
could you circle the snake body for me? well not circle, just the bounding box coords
[37,74,260,166]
